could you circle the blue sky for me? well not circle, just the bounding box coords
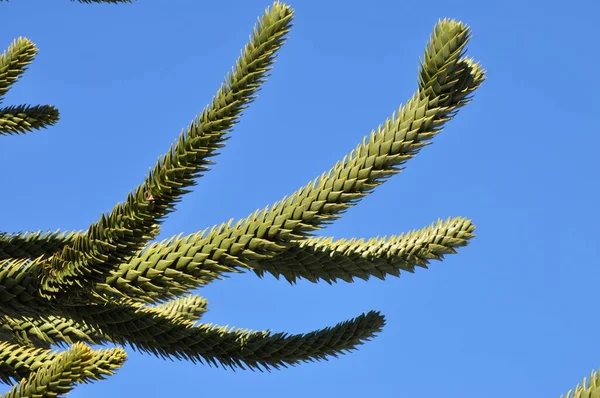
[1,0,599,397]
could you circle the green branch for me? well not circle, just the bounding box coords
[0,105,59,136]
[64,302,384,370]
[0,294,210,348]
[8,216,474,304]
[153,294,208,324]
[87,18,483,303]
[0,38,60,136]
[0,258,44,312]
[39,1,295,301]
[93,216,473,302]
[218,21,484,255]
[0,4,491,397]
[252,217,475,283]
[0,342,57,384]
[0,314,106,349]
[560,370,600,398]
[0,343,125,398]
[0,38,36,102]
[0,231,78,261]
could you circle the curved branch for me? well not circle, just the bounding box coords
[252,217,476,283]
[40,2,295,301]
[0,343,125,397]
[89,18,484,303]
[65,302,385,370]
[96,217,474,302]
[0,38,37,102]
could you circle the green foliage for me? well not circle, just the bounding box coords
[0,38,59,135]
[0,1,492,396]
[1,343,125,398]
[560,371,600,398]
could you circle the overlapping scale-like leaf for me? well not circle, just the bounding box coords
[0,259,43,312]
[153,294,208,324]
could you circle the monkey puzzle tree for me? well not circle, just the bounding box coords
[6,0,577,397]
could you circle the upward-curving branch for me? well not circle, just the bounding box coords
[39,3,295,301]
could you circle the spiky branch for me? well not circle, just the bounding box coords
[0,1,489,396]
[0,38,59,136]
[560,370,600,398]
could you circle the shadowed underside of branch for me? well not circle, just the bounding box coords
[0,1,489,397]
[62,303,385,370]
[0,294,209,350]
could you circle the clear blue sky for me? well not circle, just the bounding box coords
[1,0,599,397]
